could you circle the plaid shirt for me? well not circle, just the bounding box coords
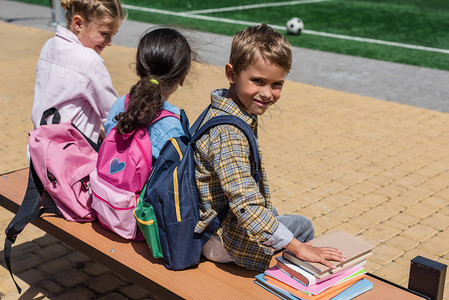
[194,89,279,271]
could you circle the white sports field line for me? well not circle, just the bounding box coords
[121,3,449,55]
[185,0,333,15]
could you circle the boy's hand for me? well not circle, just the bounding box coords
[285,239,346,269]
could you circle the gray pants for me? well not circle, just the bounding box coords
[202,208,314,263]
[273,207,315,243]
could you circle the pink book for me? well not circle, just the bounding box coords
[264,264,365,295]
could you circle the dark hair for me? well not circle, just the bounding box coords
[115,28,192,134]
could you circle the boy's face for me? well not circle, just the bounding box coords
[226,53,286,115]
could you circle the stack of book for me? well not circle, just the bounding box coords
[255,230,375,299]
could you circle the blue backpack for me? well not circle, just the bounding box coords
[140,106,261,270]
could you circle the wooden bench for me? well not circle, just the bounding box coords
[0,168,432,299]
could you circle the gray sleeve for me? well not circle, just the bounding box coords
[261,221,294,250]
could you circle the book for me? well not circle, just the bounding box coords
[330,278,373,300]
[274,256,366,286]
[265,265,366,295]
[254,274,298,300]
[259,273,366,300]
[283,251,372,279]
[283,230,374,278]
[275,257,316,286]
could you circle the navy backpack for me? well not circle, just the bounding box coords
[141,106,261,270]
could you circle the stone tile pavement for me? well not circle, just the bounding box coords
[0,20,448,299]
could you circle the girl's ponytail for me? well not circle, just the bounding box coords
[115,78,165,134]
[115,28,193,135]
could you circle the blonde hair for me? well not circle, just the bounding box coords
[229,23,292,74]
[61,0,125,26]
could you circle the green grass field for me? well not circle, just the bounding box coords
[12,0,449,70]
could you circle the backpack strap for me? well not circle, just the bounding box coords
[4,163,61,293]
[188,105,211,136]
[180,109,192,139]
[72,122,101,152]
[140,110,179,170]
[124,94,130,110]
[40,108,61,125]
[192,114,261,183]
[177,105,212,140]
[152,110,179,123]
[191,113,261,241]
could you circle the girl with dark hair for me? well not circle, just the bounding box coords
[90,27,193,240]
[104,27,193,160]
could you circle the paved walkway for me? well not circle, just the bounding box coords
[0,1,448,299]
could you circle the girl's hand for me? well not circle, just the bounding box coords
[285,238,346,269]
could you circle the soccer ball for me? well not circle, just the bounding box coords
[286,17,304,35]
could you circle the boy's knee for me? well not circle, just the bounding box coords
[300,217,314,243]
[202,234,233,263]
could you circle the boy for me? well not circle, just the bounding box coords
[193,24,345,271]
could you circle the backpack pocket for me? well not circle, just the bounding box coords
[134,186,163,259]
[90,171,139,240]
[68,176,96,221]
[165,217,203,270]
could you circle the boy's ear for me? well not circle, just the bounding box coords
[72,15,84,33]
[225,64,236,84]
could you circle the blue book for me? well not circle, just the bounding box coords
[330,278,373,300]
[254,273,303,300]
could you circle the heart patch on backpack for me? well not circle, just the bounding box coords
[109,158,126,175]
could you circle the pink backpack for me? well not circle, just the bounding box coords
[28,108,98,222]
[90,95,178,240]
[5,108,99,294]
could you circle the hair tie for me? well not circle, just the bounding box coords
[149,78,159,85]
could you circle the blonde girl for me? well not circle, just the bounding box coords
[31,0,125,143]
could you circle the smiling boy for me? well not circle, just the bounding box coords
[194,24,345,271]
